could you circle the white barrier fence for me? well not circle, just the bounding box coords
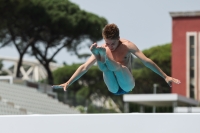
[0,76,13,84]
[0,114,200,133]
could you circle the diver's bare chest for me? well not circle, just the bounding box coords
[106,45,129,63]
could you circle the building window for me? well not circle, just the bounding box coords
[190,69,194,78]
[190,84,194,98]
[188,34,196,99]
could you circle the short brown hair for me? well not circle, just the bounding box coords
[102,23,119,39]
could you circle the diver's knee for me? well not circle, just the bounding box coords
[97,61,108,72]
[106,62,121,71]
[122,81,135,92]
[121,64,129,69]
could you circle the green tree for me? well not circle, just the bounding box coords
[0,0,107,84]
[30,0,107,84]
[0,0,48,78]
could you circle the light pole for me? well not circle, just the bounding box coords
[153,84,158,113]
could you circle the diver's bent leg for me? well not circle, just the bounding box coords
[98,47,122,71]
[97,61,108,72]
[105,57,122,71]
[97,46,134,92]
[114,65,135,92]
[103,70,119,93]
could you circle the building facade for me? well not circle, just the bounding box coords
[170,11,200,100]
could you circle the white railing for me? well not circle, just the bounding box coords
[0,56,61,82]
[0,114,200,133]
[0,76,13,84]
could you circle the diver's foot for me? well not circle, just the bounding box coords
[98,46,106,63]
[90,43,100,60]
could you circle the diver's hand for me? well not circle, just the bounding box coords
[52,82,69,91]
[165,76,181,87]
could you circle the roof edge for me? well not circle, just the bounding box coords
[170,11,200,18]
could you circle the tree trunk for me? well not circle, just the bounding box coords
[15,38,35,78]
[44,63,54,85]
[16,54,23,78]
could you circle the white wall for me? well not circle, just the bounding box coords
[176,107,200,113]
[0,114,200,133]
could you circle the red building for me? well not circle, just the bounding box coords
[170,11,200,100]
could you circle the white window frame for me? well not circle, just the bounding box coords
[198,32,200,100]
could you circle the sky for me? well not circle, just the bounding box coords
[0,0,200,67]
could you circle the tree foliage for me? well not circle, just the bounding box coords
[0,0,108,84]
[0,0,38,78]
